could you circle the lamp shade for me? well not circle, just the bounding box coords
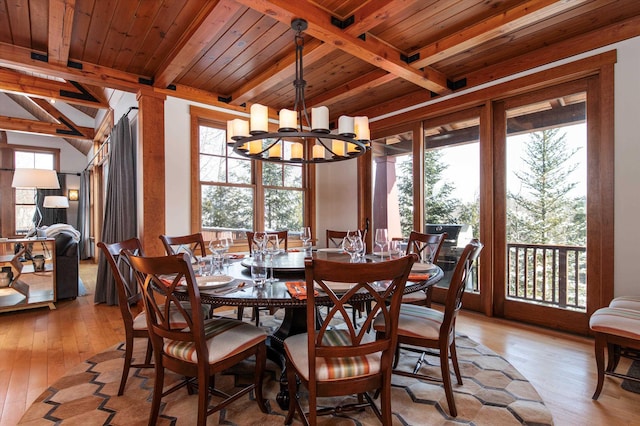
[11,168,60,189]
[43,196,69,208]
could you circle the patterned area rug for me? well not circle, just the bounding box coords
[19,311,553,425]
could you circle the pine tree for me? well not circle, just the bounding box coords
[507,128,582,245]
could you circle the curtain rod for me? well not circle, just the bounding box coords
[83,105,137,172]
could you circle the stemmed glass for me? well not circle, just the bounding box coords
[375,228,388,259]
[219,233,233,270]
[301,227,312,253]
[208,239,224,275]
[252,232,267,256]
[342,231,363,263]
[265,234,280,283]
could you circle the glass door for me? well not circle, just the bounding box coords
[494,80,597,334]
[423,109,482,309]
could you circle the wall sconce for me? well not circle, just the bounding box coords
[68,189,79,201]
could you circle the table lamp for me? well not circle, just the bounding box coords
[43,195,69,209]
[11,169,61,233]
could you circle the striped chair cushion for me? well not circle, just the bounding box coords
[609,295,640,311]
[163,318,266,363]
[284,330,381,381]
[589,307,640,340]
[373,303,443,339]
[132,302,210,330]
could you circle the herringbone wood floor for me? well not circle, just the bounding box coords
[0,262,637,425]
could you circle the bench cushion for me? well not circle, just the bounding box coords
[589,307,640,340]
[609,295,640,311]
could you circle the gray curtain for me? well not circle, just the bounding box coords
[94,116,137,305]
[78,170,92,259]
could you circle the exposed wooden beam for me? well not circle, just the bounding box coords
[47,0,76,66]
[231,0,418,106]
[307,69,395,107]
[410,0,590,69]
[154,84,249,114]
[154,0,243,89]
[234,0,450,94]
[0,67,109,109]
[230,39,329,106]
[0,42,150,93]
[25,96,92,154]
[0,115,94,140]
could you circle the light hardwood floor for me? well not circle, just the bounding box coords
[0,263,637,425]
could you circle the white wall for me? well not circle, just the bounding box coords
[164,97,192,236]
[315,161,359,247]
[613,37,640,297]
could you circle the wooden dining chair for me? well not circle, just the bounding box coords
[97,238,153,396]
[325,229,366,248]
[126,251,268,426]
[284,254,417,425]
[401,231,447,307]
[374,239,483,417]
[159,233,207,259]
[246,230,289,254]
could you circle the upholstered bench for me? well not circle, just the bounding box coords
[589,307,640,399]
[609,295,640,311]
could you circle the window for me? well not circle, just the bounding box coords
[262,160,303,232]
[14,151,56,234]
[193,108,308,243]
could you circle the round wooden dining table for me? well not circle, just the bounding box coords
[176,250,443,409]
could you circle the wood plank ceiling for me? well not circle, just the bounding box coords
[1,0,640,155]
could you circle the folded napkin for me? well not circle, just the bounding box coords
[408,273,430,282]
[226,253,245,259]
[288,249,300,252]
[285,282,318,300]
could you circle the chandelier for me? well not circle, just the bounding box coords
[227,18,370,164]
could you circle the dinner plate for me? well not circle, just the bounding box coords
[412,262,437,272]
[195,275,234,288]
[314,281,353,293]
[317,248,344,253]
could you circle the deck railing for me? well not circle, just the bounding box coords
[507,243,587,311]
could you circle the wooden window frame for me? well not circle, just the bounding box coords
[190,106,312,247]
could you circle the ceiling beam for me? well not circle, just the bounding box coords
[153,0,243,90]
[307,69,396,107]
[5,94,92,154]
[410,0,590,69]
[230,39,329,106]
[234,0,450,94]
[0,42,151,93]
[230,0,413,106]
[0,67,109,109]
[47,0,76,67]
[0,115,94,140]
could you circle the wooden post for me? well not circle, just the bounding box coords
[136,89,166,255]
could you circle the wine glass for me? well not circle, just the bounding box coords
[265,234,280,282]
[208,239,224,275]
[375,228,388,259]
[342,232,363,263]
[252,232,267,256]
[301,227,312,253]
[219,233,233,269]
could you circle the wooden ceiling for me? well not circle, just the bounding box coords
[1,0,640,154]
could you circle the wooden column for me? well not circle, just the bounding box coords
[136,90,166,255]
